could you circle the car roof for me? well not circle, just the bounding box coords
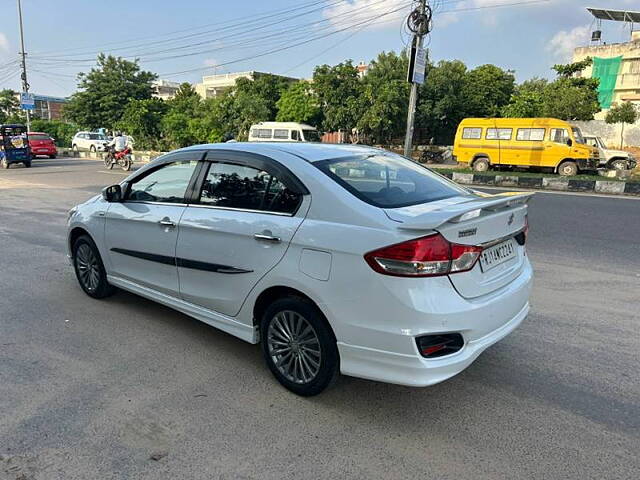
[180,142,385,163]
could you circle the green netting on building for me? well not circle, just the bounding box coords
[592,56,622,109]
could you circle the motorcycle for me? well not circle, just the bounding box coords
[103,144,133,171]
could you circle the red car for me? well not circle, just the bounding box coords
[28,132,58,158]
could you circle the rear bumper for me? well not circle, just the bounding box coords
[338,302,528,386]
[329,258,533,387]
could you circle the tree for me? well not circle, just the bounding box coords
[552,57,592,78]
[64,54,157,129]
[463,64,515,117]
[313,61,362,132]
[605,101,638,148]
[0,89,23,123]
[357,51,409,143]
[30,119,79,147]
[416,60,468,144]
[161,83,203,148]
[116,98,167,150]
[276,81,321,125]
[541,77,600,120]
[502,78,548,117]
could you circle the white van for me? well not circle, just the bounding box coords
[248,122,321,143]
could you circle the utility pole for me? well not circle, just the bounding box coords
[17,0,31,131]
[404,0,431,157]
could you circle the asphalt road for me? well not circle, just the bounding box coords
[1,157,639,480]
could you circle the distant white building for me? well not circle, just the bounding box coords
[152,79,182,100]
[194,71,297,99]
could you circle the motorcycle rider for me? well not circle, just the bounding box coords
[109,131,128,156]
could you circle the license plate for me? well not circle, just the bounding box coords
[480,239,516,271]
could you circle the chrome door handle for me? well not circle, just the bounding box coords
[254,233,281,243]
[158,219,176,227]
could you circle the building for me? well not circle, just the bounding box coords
[356,61,369,78]
[13,93,68,121]
[194,71,298,99]
[572,8,640,119]
[152,79,182,100]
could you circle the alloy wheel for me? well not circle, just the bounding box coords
[76,243,100,292]
[267,310,322,384]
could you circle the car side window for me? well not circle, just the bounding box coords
[127,161,198,203]
[198,162,302,214]
[462,127,482,140]
[291,130,300,141]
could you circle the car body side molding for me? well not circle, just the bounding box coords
[110,248,253,274]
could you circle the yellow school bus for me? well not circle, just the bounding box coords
[453,118,599,176]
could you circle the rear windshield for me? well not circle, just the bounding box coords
[314,153,468,208]
[29,134,51,141]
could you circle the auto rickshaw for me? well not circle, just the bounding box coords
[0,124,32,169]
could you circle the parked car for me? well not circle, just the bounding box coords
[71,131,108,153]
[453,118,599,176]
[582,134,636,170]
[248,122,320,143]
[28,132,58,158]
[67,143,533,396]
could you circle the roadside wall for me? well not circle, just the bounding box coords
[574,119,640,148]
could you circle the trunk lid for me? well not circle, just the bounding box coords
[384,192,532,299]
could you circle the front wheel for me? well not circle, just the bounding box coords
[72,235,116,299]
[89,145,96,154]
[558,161,578,176]
[610,159,627,171]
[1,158,9,169]
[261,297,338,396]
[104,155,112,168]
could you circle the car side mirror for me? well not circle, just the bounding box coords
[102,184,122,202]
[566,138,573,147]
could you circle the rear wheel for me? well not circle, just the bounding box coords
[122,156,132,171]
[261,297,338,396]
[558,161,577,176]
[49,154,56,159]
[24,161,31,168]
[72,144,79,154]
[472,157,490,173]
[72,235,116,299]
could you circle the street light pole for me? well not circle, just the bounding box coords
[17,0,31,131]
[403,0,430,158]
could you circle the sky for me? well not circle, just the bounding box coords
[0,0,639,98]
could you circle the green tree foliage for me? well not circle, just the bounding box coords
[0,89,24,123]
[161,83,203,148]
[313,61,362,132]
[29,119,79,147]
[357,51,409,143]
[416,60,469,144]
[463,64,515,117]
[116,98,167,150]
[605,101,638,148]
[501,78,547,117]
[64,54,157,129]
[276,81,321,124]
[552,57,592,77]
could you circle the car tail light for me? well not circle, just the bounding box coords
[364,233,482,277]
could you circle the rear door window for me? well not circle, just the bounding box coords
[198,162,302,214]
[314,153,467,208]
[516,128,545,141]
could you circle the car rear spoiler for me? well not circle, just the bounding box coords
[396,192,534,231]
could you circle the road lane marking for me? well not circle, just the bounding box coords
[477,185,640,201]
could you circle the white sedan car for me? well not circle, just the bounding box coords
[67,143,533,396]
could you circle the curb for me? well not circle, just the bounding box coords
[444,171,640,196]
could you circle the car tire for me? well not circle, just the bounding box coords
[24,161,31,168]
[72,144,78,154]
[472,157,490,173]
[72,235,116,299]
[260,296,338,396]
[89,145,96,154]
[1,158,9,169]
[610,159,626,171]
[558,161,577,176]
[49,154,56,159]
